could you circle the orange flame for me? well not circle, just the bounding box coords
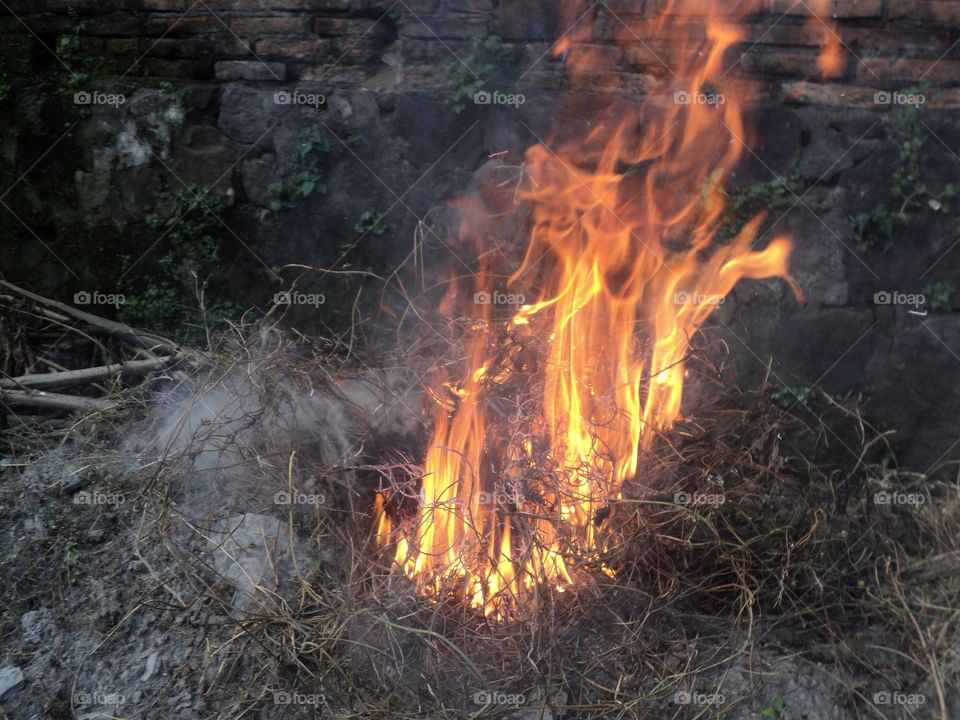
[377,0,831,618]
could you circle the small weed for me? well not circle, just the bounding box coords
[445,35,513,113]
[355,209,387,236]
[720,173,803,242]
[56,10,98,92]
[761,695,786,719]
[258,128,330,219]
[851,87,956,250]
[850,203,894,251]
[121,184,235,338]
[63,540,81,584]
[922,281,954,311]
[158,80,185,102]
[772,385,814,409]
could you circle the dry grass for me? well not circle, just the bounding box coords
[123,319,958,719]
[2,298,957,719]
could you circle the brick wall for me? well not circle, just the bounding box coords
[1,0,958,106]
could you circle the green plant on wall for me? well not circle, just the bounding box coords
[258,128,330,219]
[56,10,99,92]
[445,35,513,113]
[355,209,387,236]
[922,281,954,311]
[851,85,956,250]
[850,203,894,251]
[121,184,236,340]
[719,172,804,242]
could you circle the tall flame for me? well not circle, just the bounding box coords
[377,0,826,618]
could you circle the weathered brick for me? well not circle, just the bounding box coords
[131,0,188,9]
[400,16,489,39]
[498,0,560,41]
[611,18,707,43]
[79,13,148,36]
[925,89,960,109]
[743,23,949,54]
[104,37,151,58]
[141,57,213,78]
[889,0,960,23]
[745,23,827,46]
[314,17,390,37]
[624,42,684,75]
[297,64,366,83]
[265,0,349,7]
[769,0,881,17]
[230,17,305,35]
[48,0,119,13]
[782,80,883,106]
[402,0,441,12]
[148,36,250,59]
[148,16,225,36]
[565,43,624,72]
[441,0,492,12]
[741,49,825,76]
[784,82,960,111]
[841,28,950,54]
[257,37,333,60]
[857,57,960,84]
[214,60,286,80]
[330,35,387,62]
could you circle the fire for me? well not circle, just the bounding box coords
[376,1,826,618]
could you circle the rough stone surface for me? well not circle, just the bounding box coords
[797,128,855,182]
[0,666,24,698]
[207,513,307,617]
[213,60,286,81]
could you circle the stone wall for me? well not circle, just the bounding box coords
[1,0,959,474]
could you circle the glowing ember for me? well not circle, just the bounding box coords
[376,0,837,618]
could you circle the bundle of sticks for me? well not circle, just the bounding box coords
[0,280,201,414]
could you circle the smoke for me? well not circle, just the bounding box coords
[146,359,423,521]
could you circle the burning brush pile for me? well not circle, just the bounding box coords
[373,1,807,620]
[2,0,959,718]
